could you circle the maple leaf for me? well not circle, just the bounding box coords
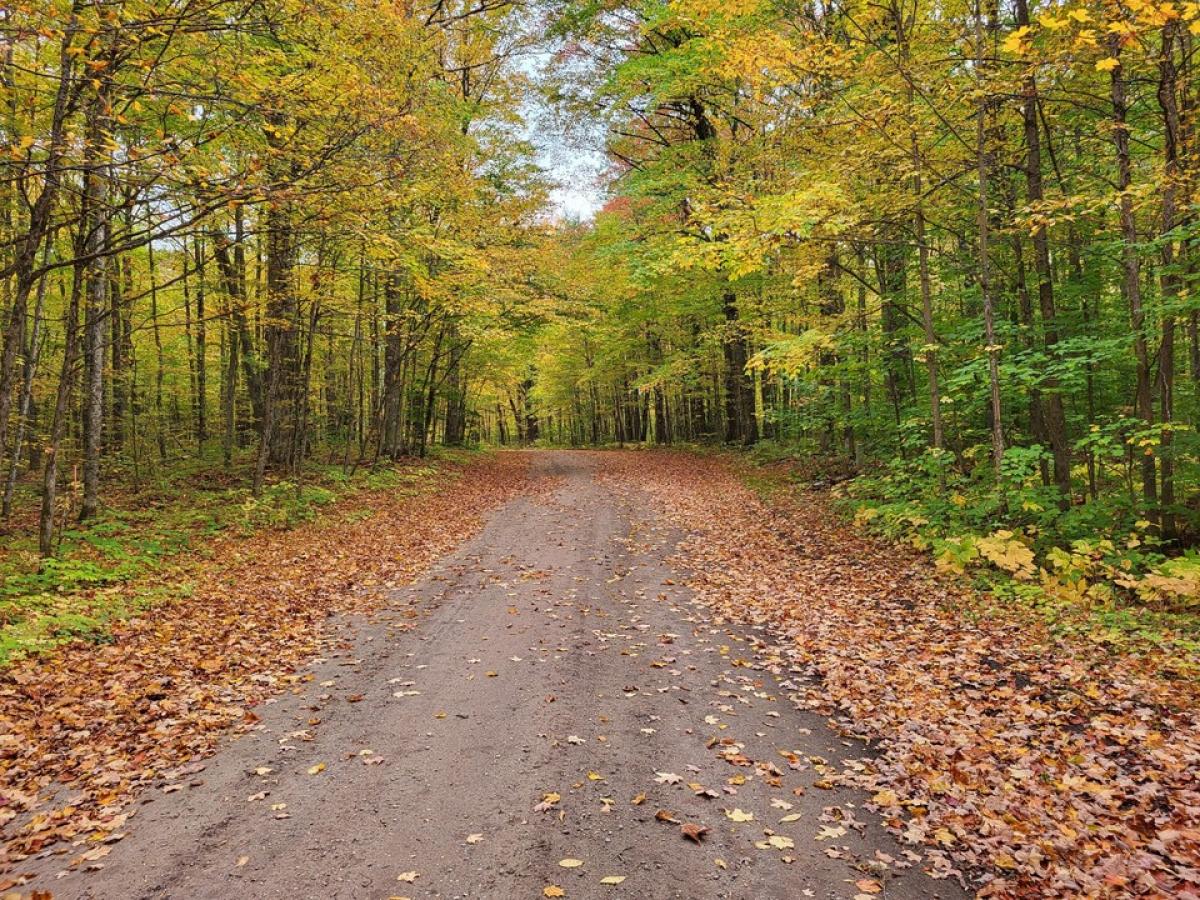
[534,791,561,812]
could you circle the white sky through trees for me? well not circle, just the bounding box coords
[520,45,607,222]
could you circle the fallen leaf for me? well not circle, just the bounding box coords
[534,791,561,812]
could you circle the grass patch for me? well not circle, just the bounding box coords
[0,450,472,665]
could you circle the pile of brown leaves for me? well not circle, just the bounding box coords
[0,454,528,880]
[602,451,1200,898]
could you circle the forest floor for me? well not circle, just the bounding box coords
[1,450,1197,899]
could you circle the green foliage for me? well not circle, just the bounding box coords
[0,455,457,664]
[235,482,338,532]
[840,442,1200,649]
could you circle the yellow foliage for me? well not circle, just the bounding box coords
[976,531,1037,580]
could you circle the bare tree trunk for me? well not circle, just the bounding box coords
[1109,38,1159,525]
[211,215,264,429]
[3,238,52,518]
[80,85,111,521]
[222,298,238,467]
[1015,0,1069,502]
[148,240,167,463]
[40,253,86,555]
[1156,21,1184,541]
[896,4,942,451]
[975,0,1004,477]
[0,13,81,466]
[194,233,208,448]
[722,292,757,445]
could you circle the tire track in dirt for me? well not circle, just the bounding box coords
[13,451,962,899]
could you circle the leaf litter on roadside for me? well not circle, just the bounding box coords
[600,452,1200,897]
[0,455,530,873]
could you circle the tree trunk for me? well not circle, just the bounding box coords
[975,0,1004,477]
[3,238,52,518]
[79,86,111,521]
[1156,21,1184,541]
[0,15,80,468]
[40,253,86,555]
[722,292,757,445]
[148,240,167,463]
[196,235,208,447]
[1109,38,1159,524]
[1015,0,1070,502]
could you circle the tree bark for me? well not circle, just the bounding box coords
[39,253,86,555]
[722,292,757,445]
[80,85,111,521]
[1015,0,1069,502]
[1109,38,1159,524]
[975,0,1004,477]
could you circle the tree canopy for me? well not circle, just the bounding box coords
[3,0,1200,605]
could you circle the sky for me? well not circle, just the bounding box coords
[526,98,609,222]
[518,43,609,223]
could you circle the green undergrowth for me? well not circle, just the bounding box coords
[735,441,1200,675]
[0,447,479,665]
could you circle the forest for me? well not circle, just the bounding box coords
[2,0,1200,897]
[3,0,1200,613]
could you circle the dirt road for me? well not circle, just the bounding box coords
[21,452,964,899]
